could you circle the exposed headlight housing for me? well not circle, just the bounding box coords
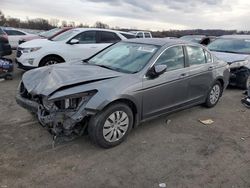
[229,60,249,69]
[22,47,41,53]
[52,91,96,110]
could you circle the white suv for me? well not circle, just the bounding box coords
[16,28,135,70]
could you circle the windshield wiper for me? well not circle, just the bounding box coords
[95,64,114,70]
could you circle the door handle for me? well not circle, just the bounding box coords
[179,73,188,78]
[208,66,214,70]
[90,46,98,48]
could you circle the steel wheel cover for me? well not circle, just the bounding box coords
[209,84,220,105]
[103,111,129,142]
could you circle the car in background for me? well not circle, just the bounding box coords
[18,27,73,45]
[130,31,152,38]
[16,28,136,70]
[0,28,8,41]
[2,27,38,49]
[180,35,213,46]
[208,35,250,89]
[0,28,12,57]
[16,38,229,148]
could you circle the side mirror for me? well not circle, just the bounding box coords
[147,64,167,78]
[68,39,79,45]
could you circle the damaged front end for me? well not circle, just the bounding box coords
[228,60,250,88]
[16,82,97,141]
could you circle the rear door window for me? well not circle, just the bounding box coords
[186,46,206,66]
[73,31,96,44]
[204,50,213,63]
[97,31,121,43]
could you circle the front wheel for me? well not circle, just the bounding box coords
[88,103,133,148]
[205,81,222,108]
[39,56,64,67]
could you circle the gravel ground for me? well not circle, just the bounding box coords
[0,52,250,188]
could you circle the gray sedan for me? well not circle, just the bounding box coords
[16,38,230,148]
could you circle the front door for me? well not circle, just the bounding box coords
[142,45,189,119]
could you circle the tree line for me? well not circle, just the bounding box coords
[0,10,248,37]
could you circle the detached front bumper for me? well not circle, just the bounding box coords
[16,92,89,136]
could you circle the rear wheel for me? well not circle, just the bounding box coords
[205,81,222,108]
[39,56,64,67]
[88,103,133,148]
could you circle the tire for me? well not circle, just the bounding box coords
[39,56,64,67]
[88,103,133,148]
[242,73,250,90]
[205,81,222,108]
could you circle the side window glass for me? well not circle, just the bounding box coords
[204,50,213,63]
[98,31,121,43]
[155,46,185,71]
[137,32,143,38]
[144,33,151,38]
[186,46,206,66]
[4,30,14,35]
[73,31,96,44]
[13,30,26,35]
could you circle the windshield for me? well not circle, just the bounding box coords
[88,42,159,73]
[180,36,203,43]
[40,28,61,38]
[51,29,78,41]
[208,38,250,54]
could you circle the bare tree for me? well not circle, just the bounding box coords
[94,21,109,29]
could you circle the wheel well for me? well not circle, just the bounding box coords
[110,99,137,116]
[104,99,138,127]
[39,54,65,67]
[216,78,224,88]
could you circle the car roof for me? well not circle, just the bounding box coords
[70,28,132,34]
[181,35,206,38]
[219,35,250,40]
[123,38,191,47]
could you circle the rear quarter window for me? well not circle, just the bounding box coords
[98,31,121,43]
[121,33,136,39]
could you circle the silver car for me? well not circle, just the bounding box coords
[16,38,230,148]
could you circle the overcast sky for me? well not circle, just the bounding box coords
[1,0,250,30]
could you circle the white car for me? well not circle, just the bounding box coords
[16,28,135,70]
[130,31,152,38]
[2,27,38,49]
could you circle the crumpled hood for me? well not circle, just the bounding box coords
[212,51,249,64]
[22,62,123,96]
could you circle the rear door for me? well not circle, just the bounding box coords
[142,45,189,119]
[185,45,214,102]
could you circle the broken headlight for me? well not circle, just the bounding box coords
[53,91,96,110]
